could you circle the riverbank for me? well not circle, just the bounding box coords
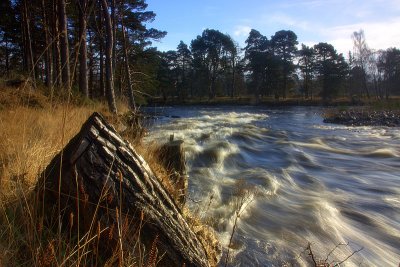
[146,96,360,107]
[147,95,400,127]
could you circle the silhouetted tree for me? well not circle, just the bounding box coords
[378,48,400,99]
[271,30,298,99]
[244,29,268,99]
[0,0,20,76]
[176,41,192,100]
[191,29,235,99]
[314,42,348,100]
[298,44,315,99]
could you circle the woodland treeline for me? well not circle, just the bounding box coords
[1,0,400,112]
[0,0,166,113]
[160,29,400,103]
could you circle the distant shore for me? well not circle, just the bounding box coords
[145,96,361,107]
[324,109,400,127]
[146,96,400,127]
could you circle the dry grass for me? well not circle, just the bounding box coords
[0,86,149,266]
[0,86,115,265]
[0,85,219,266]
[134,141,180,202]
[0,106,97,193]
[182,207,222,266]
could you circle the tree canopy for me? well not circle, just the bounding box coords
[1,2,399,106]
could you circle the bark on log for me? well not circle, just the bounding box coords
[37,112,210,267]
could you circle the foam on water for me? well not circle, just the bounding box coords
[367,148,399,157]
[144,106,400,266]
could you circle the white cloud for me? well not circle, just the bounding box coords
[280,0,336,9]
[233,25,251,37]
[322,18,400,54]
[264,13,311,32]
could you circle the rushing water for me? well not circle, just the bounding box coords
[143,106,400,266]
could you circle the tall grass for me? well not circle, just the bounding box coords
[0,86,115,265]
[0,85,219,266]
[0,86,134,265]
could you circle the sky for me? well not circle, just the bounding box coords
[146,0,400,57]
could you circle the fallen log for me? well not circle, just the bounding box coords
[37,112,212,266]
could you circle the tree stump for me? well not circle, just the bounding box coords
[37,112,211,267]
[157,139,188,209]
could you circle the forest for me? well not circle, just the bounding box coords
[1,0,400,111]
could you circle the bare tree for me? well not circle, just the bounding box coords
[367,50,383,99]
[352,29,371,99]
[101,0,117,114]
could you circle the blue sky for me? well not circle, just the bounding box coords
[146,0,400,56]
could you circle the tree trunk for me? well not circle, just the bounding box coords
[156,140,187,208]
[121,22,136,111]
[4,38,10,77]
[52,0,61,87]
[58,0,70,90]
[37,112,213,267]
[118,61,123,95]
[22,0,36,88]
[362,68,370,99]
[98,0,105,97]
[99,39,105,96]
[78,0,89,97]
[111,0,116,82]
[101,0,117,114]
[21,13,27,72]
[41,0,52,87]
[88,29,94,98]
[231,57,235,98]
[283,72,287,99]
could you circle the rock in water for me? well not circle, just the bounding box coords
[36,112,211,267]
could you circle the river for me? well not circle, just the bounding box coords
[143,106,400,266]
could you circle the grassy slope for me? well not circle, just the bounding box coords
[0,84,219,266]
[0,84,125,266]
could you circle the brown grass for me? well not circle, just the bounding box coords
[0,86,114,265]
[0,103,101,197]
[134,141,180,201]
[0,85,219,266]
[0,86,149,265]
[183,207,222,266]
